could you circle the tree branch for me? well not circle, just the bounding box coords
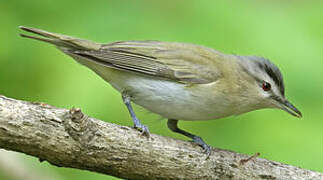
[0,95,321,180]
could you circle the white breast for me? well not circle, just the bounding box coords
[109,73,235,120]
[78,61,237,121]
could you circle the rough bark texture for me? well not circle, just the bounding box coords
[0,95,322,180]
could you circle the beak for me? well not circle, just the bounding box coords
[279,99,302,118]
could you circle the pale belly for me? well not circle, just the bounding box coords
[96,69,236,121]
[76,60,238,121]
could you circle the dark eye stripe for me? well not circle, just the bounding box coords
[263,64,285,96]
[237,55,285,96]
[255,60,285,96]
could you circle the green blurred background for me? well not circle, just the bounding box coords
[1,0,323,179]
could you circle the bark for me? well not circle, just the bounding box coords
[0,95,321,180]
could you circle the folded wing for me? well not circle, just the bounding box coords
[73,41,223,84]
[19,27,223,84]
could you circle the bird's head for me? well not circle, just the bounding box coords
[237,56,302,118]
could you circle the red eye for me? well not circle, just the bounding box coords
[262,81,271,91]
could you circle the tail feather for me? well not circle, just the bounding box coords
[20,33,61,45]
[19,26,101,50]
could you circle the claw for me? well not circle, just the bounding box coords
[192,136,212,156]
[134,124,150,137]
[202,144,212,157]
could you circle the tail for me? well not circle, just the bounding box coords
[19,26,101,50]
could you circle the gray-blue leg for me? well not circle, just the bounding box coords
[122,93,150,136]
[167,119,211,155]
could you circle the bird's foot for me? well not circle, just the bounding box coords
[134,121,150,137]
[192,136,212,156]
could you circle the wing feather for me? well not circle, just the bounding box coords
[73,41,223,84]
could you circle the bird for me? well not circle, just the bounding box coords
[19,26,302,154]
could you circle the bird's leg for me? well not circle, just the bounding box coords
[167,119,211,155]
[122,92,150,137]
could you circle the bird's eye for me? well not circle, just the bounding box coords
[262,81,271,91]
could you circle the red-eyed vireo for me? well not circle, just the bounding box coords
[19,26,302,154]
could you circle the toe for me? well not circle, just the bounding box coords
[134,124,150,137]
[192,136,211,155]
[203,145,212,156]
[141,126,150,137]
